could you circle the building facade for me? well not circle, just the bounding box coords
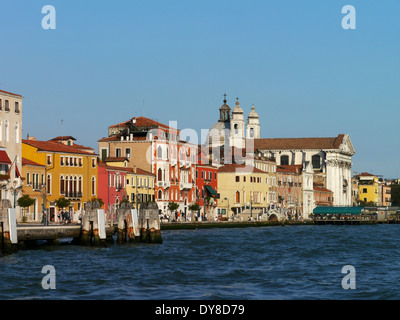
[22,137,98,222]
[21,158,46,222]
[217,164,270,220]
[0,89,24,209]
[98,116,197,214]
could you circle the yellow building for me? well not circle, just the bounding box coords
[357,172,381,206]
[125,167,155,209]
[217,163,270,220]
[21,158,46,222]
[22,137,98,222]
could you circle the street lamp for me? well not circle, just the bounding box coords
[10,180,22,209]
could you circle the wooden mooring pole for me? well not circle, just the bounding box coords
[0,200,18,255]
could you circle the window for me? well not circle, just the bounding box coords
[236,176,240,182]
[60,156,64,166]
[5,100,9,111]
[312,155,321,170]
[47,155,52,166]
[0,99,2,110]
[250,128,254,138]
[196,170,198,179]
[47,174,51,194]
[15,102,20,114]
[236,191,240,203]
[157,146,163,159]
[4,120,8,142]
[116,148,121,157]
[125,148,131,158]
[91,177,96,196]
[280,155,289,166]
[14,122,19,143]
[60,176,65,194]
[27,172,31,185]
[92,158,96,168]
[363,188,367,193]
[79,158,82,167]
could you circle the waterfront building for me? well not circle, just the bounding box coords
[98,116,197,214]
[0,89,24,210]
[97,162,128,217]
[217,163,270,220]
[195,164,218,220]
[314,185,334,207]
[22,136,98,222]
[276,165,304,218]
[382,182,392,207]
[355,172,382,206]
[21,158,46,222]
[254,134,355,207]
[125,167,155,209]
[351,176,360,206]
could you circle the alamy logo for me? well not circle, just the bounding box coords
[42,5,56,30]
[41,265,56,290]
[342,5,356,30]
[341,265,356,290]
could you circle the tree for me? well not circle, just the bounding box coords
[188,203,199,211]
[55,197,71,210]
[391,184,400,206]
[168,202,179,214]
[17,195,35,221]
[91,197,104,207]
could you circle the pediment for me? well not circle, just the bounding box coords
[339,134,355,156]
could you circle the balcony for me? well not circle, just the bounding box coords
[64,192,83,199]
[180,182,192,190]
[157,181,170,188]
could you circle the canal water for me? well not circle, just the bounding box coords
[1,224,400,300]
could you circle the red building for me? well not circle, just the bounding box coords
[97,162,128,217]
[313,185,334,207]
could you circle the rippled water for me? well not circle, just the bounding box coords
[1,224,400,300]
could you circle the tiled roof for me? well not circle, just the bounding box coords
[50,136,76,141]
[22,139,97,156]
[254,134,345,150]
[314,186,333,193]
[0,89,23,98]
[22,158,45,167]
[218,164,266,174]
[109,116,178,132]
[276,165,303,174]
[105,157,128,162]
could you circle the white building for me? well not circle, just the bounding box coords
[254,134,355,207]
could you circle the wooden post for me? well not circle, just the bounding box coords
[139,202,162,244]
[81,201,106,246]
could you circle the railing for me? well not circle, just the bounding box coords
[64,192,83,198]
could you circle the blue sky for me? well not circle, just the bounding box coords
[1,0,399,178]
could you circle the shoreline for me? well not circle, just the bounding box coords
[160,220,314,230]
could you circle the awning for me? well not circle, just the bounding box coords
[0,151,11,164]
[313,207,364,215]
[205,185,217,197]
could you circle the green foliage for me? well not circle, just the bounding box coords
[55,197,71,209]
[391,184,400,206]
[188,203,200,211]
[17,195,35,208]
[168,202,179,212]
[91,197,105,207]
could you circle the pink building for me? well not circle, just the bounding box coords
[97,162,128,215]
[276,165,303,218]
